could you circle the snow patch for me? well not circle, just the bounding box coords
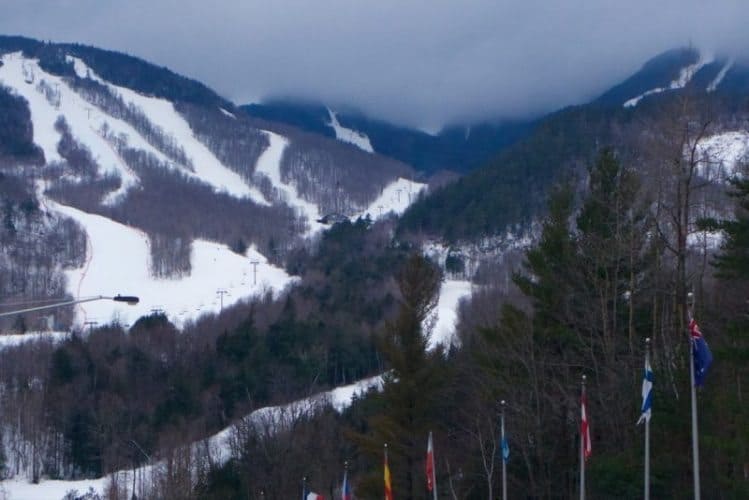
[707,59,734,92]
[695,130,749,181]
[327,109,374,153]
[428,279,473,349]
[0,331,70,351]
[219,107,236,119]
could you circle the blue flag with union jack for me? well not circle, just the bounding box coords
[689,319,713,387]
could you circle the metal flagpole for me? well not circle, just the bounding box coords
[580,375,586,500]
[501,400,507,500]
[687,292,701,500]
[644,338,651,500]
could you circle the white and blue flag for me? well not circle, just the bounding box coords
[637,356,653,424]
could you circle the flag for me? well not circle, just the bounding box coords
[501,434,510,463]
[581,390,591,460]
[689,319,713,386]
[426,431,436,492]
[637,355,653,424]
[341,468,351,500]
[307,494,325,500]
[384,447,393,500]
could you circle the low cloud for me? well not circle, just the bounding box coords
[1,0,747,129]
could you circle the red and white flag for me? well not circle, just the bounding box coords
[581,390,591,460]
[426,431,436,492]
[307,493,325,500]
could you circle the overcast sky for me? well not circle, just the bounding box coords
[1,1,748,130]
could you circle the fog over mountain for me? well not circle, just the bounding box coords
[2,0,748,130]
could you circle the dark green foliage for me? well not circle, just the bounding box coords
[347,253,449,499]
[398,104,615,242]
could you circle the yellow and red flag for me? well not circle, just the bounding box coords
[384,445,393,500]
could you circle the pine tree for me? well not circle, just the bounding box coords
[348,253,445,499]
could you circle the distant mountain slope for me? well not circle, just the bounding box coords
[399,47,749,243]
[0,36,422,328]
[242,100,533,175]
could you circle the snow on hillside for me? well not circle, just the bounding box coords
[0,53,140,204]
[359,177,427,220]
[0,376,382,499]
[254,130,325,234]
[624,52,713,108]
[0,331,70,351]
[707,59,734,92]
[327,109,374,153]
[40,193,295,329]
[695,130,749,181]
[67,57,268,204]
[429,279,472,349]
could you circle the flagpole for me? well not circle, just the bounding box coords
[580,375,586,500]
[644,337,651,500]
[431,433,438,500]
[501,400,507,500]
[302,475,307,500]
[687,292,701,500]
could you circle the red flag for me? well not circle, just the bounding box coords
[581,390,591,460]
[426,431,436,492]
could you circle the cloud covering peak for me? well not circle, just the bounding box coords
[2,0,747,129]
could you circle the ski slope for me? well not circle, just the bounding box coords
[327,109,374,153]
[40,194,295,329]
[429,279,473,349]
[359,177,427,220]
[67,56,268,204]
[254,130,326,234]
[0,376,383,499]
[624,52,713,108]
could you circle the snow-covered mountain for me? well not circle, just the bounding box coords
[0,37,423,329]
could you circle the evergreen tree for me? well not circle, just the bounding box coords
[349,253,446,499]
